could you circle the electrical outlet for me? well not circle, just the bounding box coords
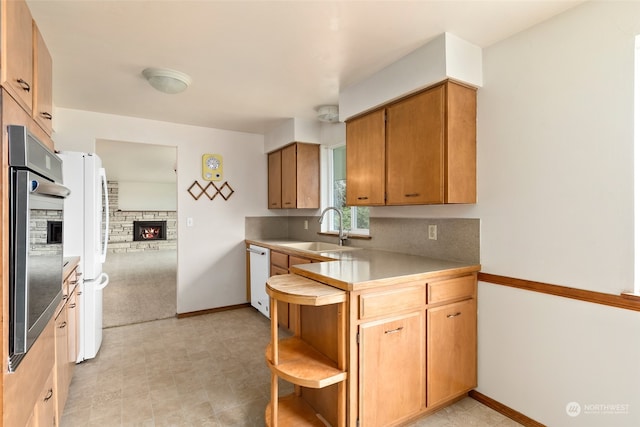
[428,224,437,240]
[304,220,308,230]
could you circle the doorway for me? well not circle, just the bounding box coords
[96,139,177,327]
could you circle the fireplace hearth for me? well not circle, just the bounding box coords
[133,221,167,242]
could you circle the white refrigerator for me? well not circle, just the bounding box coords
[59,152,110,362]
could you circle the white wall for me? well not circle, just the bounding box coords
[53,108,270,314]
[363,2,640,426]
[117,181,176,211]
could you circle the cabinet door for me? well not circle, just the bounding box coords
[35,370,56,427]
[295,143,320,208]
[427,298,477,407]
[2,0,34,112]
[268,151,282,209]
[346,109,386,206]
[280,144,297,208]
[67,289,78,366]
[55,304,69,422]
[386,85,445,205]
[33,23,53,135]
[359,311,425,427]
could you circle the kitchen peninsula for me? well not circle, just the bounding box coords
[245,240,480,427]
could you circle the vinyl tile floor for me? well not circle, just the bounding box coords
[60,307,523,427]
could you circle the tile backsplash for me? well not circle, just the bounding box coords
[246,216,479,264]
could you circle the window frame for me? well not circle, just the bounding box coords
[325,143,370,236]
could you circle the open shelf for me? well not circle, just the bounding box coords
[266,274,346,306]
[266,337,347,388]
[265,394,330,427]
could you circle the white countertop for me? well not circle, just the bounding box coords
[246,239,480,291]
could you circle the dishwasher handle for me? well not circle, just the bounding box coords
[247,247,266,256]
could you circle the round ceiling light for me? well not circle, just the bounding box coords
[142,67,192,94]
[316,105,339,123]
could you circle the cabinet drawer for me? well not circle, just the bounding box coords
[289,256,311,267]
[359,285,425,320]
[271,251,288,269]
[271,264,289,276]
[428,275,476,304]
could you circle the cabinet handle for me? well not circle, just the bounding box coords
[357,196,369,200]
[76,272,83,277]
[77,292,82,296]
[40,112,53,120]
[59,321,67,329]
[16,79,31,92]
[284,202,292,205]
[447,312,462,318]
[69,303,76,309]
[405,193,420,197]
[43,388,53,402]
[384,326,404,334]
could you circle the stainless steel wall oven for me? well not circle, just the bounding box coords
[8,125,70,371]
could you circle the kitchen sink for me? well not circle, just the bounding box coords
[280,241,359,253]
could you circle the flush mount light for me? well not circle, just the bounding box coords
[316,105,339,123]
[142,67,192,94]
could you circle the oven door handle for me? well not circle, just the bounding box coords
[31,179,71,198]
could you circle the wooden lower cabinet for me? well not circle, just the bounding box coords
[33,370,56,427]
[54,300,70,421]
[427,298,477,407]
[359,311,425,427]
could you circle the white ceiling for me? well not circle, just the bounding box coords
[26,0,583,136]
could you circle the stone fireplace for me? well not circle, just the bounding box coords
[133,221,167,242]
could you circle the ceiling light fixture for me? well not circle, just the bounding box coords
[316,105,339,123]
[142,67,192,94]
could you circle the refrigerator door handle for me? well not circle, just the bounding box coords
[99,167,109,263]
[94,273,110,291]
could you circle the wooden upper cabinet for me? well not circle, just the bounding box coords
[268,151,282,209]
[345,80,477,206]
[268,142,319,209]
[1,0,34,113]
[346,108,386,206]
[387,85,445,204]
[280,143,297,208]
[33,23,53,135]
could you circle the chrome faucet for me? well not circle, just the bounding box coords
[318,206,348,246]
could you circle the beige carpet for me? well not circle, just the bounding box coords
[102,249,177,328]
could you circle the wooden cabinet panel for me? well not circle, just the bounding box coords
[445,81,477,203]
[54,303,69,422]
[33,23,53,135]
[428,274,476,304]
[295,143,320,209]
[268,151,282,209]
[427,298,477,407]
[271,251,289,269]
[359,284,425,320]
[34,370,56,427]
[346,109,386,206]
[1,0,34,112]
[281,144,297,208]
[386,84,445,205]
[268,142,319,209]
[359,311,425,427]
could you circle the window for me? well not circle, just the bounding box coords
[328,145,369,235]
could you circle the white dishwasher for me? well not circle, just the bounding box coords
[248,244,270,318]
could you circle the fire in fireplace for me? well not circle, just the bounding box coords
[133,221,167,242]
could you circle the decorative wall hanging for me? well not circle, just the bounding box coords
[202,154,223,181]
[188,181,234,201]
